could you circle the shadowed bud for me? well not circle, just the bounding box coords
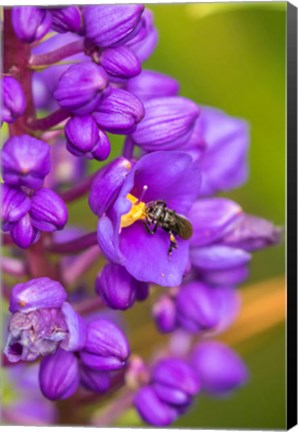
[93,88,144,134]
[131,97,199,151]
[12,7,52,43]
[126,9,158,62]
[100,46,141,79]
[2,135,50,190]
[50,7,82,33]
[80,365,110,393]
[89,157,132,217]
[126,70,179,101]
[10,214,39,249]
[65,115,111,161]
[80,319,130,371]
[1,185,31,230]
[39,349,79,400]
[2,76,26,124]
[191,341,249,396]
[30,188,68,232]
[153,295,177,333]
[83,5,144,48]
[96,263,148,310]
[54,62,108,115]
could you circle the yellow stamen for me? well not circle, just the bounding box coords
[120,194,146,228]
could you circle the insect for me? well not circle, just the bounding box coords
[144,200,193,255]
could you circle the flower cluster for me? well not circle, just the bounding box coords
[2,4,282,428]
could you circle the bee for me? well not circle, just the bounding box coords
[144,200,193,255]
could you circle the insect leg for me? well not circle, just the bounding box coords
[144,221,157,235]
[168,231,178,255]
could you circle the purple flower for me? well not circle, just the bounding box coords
[126,70,180,102]
[39,348,79,400]
[92,88,145,134]
[2,184,68,249]
[4,277,86,363]
[2,135,50,190]
[65,115,110,161]
[135,358,200,426]
[2,76,26,123]
[12,6,52,43]
[80,319,130,371]
[100,46,141,79]
[50,7,82,34]
[83,5,144,48]
[79,365,111,393]
[131,97,200,151]
[54,62,108,115]
[96,263,149,310]
[90,151,201,287]
[191,341,249,396]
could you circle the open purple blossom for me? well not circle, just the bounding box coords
[2,76,26,124]
[4,277,86,363]
[89,151,201,287]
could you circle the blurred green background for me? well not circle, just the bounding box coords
[135,2,286,429]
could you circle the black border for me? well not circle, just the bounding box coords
[287,2,298,429]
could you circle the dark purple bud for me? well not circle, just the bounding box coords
[9,277,67,313]
[4,308,68,362]
[131,97,199,151]
[80,319,130,371]
[60,302,86,352]
[10,214,39,249]
[126,70,179,101]
[189,198,242,247]
[30,188,68,232]
[65,115,110,161]
[126,9,158,62]
[39,349,79,400]
[2,135,50,189]
[153,295,177,333]
[190,245,251,271]
[93,88,144,134]
[12,7,52,43]
[50,7,82,33]
[1,184,31,229]
[191,341,249,396]
[221,214,283,252]
[83,5,144,48]
[2,76,26,123]
[54,62,108,115]
[134,386,178,426]
[80,365,110,393]
[96,263,147,310]
[100,46,141,79]
[89,157,132,216]
[176,282,220,333]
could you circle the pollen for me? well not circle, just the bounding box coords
[120,194,146,229]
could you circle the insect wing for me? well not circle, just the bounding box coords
[175,215,193,240]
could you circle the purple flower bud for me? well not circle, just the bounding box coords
[100,46,141,79]
[10,214,40,249]
[2,135,50,189]
[135,385,179,426]
[30,188,68,232]
[191,341,249,396]
[220,214,282,252]
[153,295,177,333]
[96,263,148,310]
[83,5,144,48]
[89,157,132,217]
[65,115,110,161]
[131,97,200,151]
[50,7,82,33]
[80,319,130,371]
[12,7,52,43]
[126,70,179,101]
[80,365,110,393]
[190,245,251,272]
[2,76,26,123]
[199,265,249,287]
[9,277,66,313]
[92,88,144,134]
[54,62,108,115]
[176,282,220,333]
[126,9,158,62]
[39,349,79,400]
[60,302,86,352]
[1,185,31,229]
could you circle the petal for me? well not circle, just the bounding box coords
[30,188,68,232]
[1,184,31,224]
[10,214,39,249]
[190,245,251,271]
[50,6,82,33]
[9,277,67,313]
[60,302,86,351]
[97,215,125,265]
[199,264,249,287]
[12,7,52,43]
[153,295,177,333]
[153,383,191,406]
[100,46,141,79]
[80,365,110,393]
[2,76,26,123]
[79,351,125,371]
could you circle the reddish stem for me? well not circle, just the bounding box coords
[46,231,98,254]
[27,108,70,131]
[29,39,85,67]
